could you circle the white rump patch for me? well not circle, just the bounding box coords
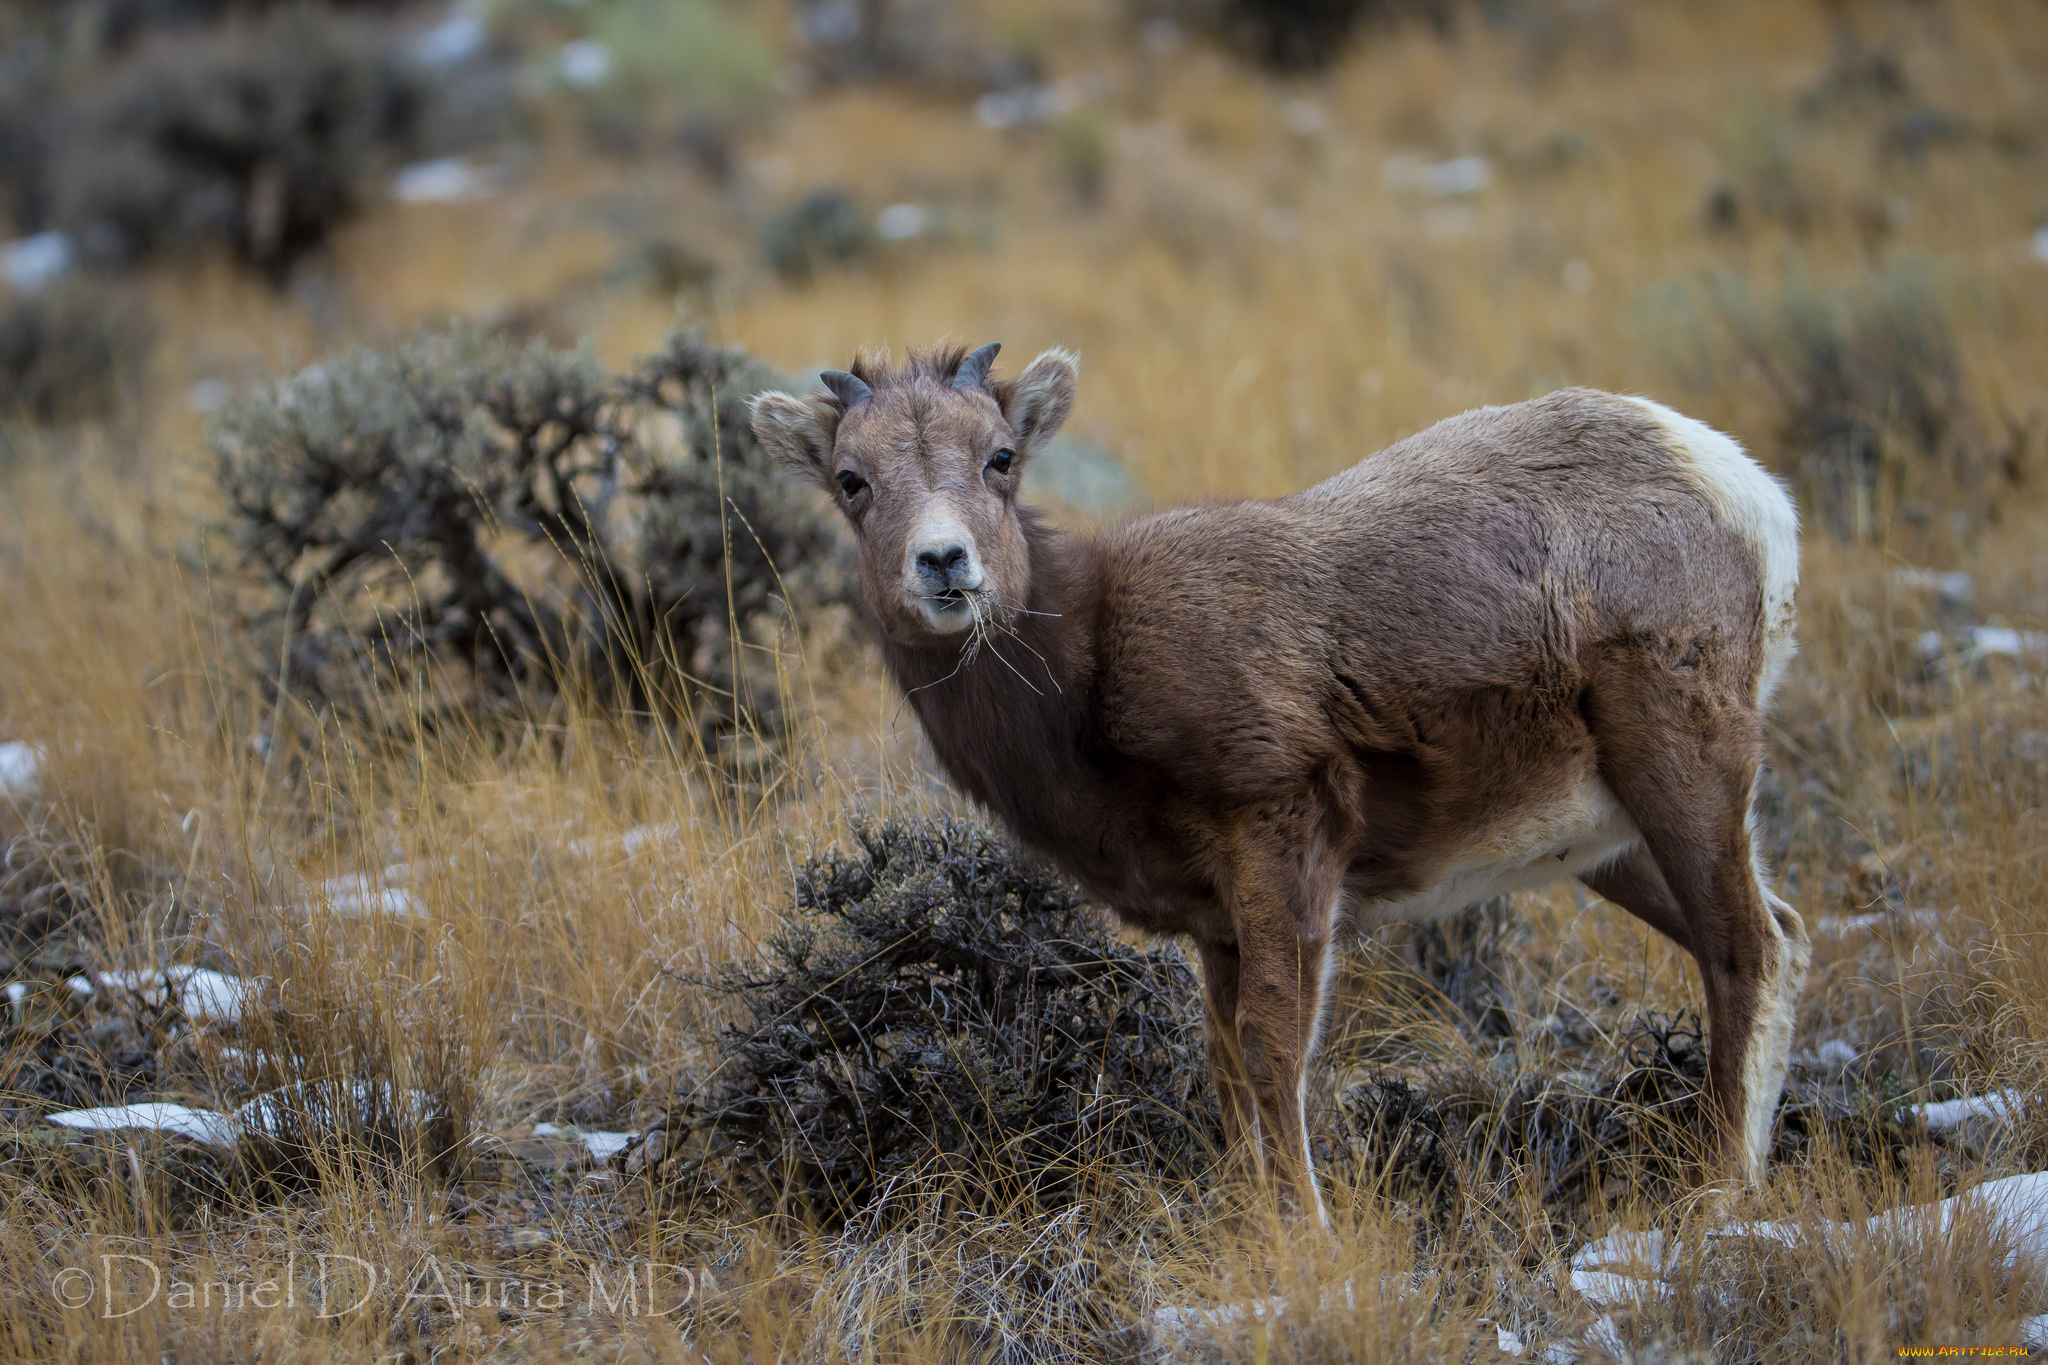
[1737,886,1810,1178]
[1298,931,1337,1229]
[1626,397,1801,708]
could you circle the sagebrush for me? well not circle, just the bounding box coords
[42,7,426,276]
[661,816,1219,1224]
[213,324,845,740]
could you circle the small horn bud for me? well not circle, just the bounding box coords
[819,370,872,406]
[951,342,1001,390]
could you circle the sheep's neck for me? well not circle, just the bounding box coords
[878,518,1112,863]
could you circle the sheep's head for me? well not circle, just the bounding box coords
[751,343,1078,644]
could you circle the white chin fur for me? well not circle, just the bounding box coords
[917,600,976,635]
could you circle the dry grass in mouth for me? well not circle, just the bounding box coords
[4,0,2048,1360]
[906,589,1059,699]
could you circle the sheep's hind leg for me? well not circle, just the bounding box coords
[1583,651,1809,1182]
[1578,844,1694,954]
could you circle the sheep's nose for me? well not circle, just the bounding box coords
[916,544,970,580]
[906,523,982,596]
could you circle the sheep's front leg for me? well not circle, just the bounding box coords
[1233,915,1333,1224]
[1197,939,1259,1171]
[1222,821,1339,1226]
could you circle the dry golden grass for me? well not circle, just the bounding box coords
[3,0,2047,1360]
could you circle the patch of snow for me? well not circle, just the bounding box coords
[174,969,251,1022]
[558,39,612,89]
[1385,154,1492,197]
[50,1082,447,1151]
[582,1130,634,1162]
[212,1046,290,1076]
[1583,1316,1625,1360]
[235,1080,435,1140]
[875,203,930,241]
[393,158,498,204]
[1150,1294,1285,1341]
[1569,1269,1673,1308]
[1429,156,1492,195]
[1495,1324,1526,1356]
[410,9,487,67]
[975,83,1077,130]
[1869,1170,2048,1263]
[313,873,425,918]
[533,1122,635,1163]
[1572,1226,1672,1278]
[0,741,43,797]
[1149,1278,1393,1354]
[1563,259,1594,294]
[1569,1227,1678,1310]
[1893,566,1974,599]
[45,1102,238,1147]
[1970,626,2048,659]
[2033,226,2048,266]
[97,967,254,1023]
[1919,629,1947,657]
[1533,1315,1627,1362]
[5,982,24,1008]
[2,232,74,293]
[1567,1172,2048,1317]
[1705,1219,1802,1251]
[2022,1313,2048,1350]
[1908,1091,2026,1131]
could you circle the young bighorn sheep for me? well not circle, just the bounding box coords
[752,343,1807,1219]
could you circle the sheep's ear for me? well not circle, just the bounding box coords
[1001,348,1078,451]
[750,391,835,489]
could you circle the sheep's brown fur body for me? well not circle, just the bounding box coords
[755,357,1806,1216]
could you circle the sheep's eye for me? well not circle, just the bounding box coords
[836,470,867,497]
[988,448,1015,474]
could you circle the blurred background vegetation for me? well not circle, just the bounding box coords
[1,1,2046,1361]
